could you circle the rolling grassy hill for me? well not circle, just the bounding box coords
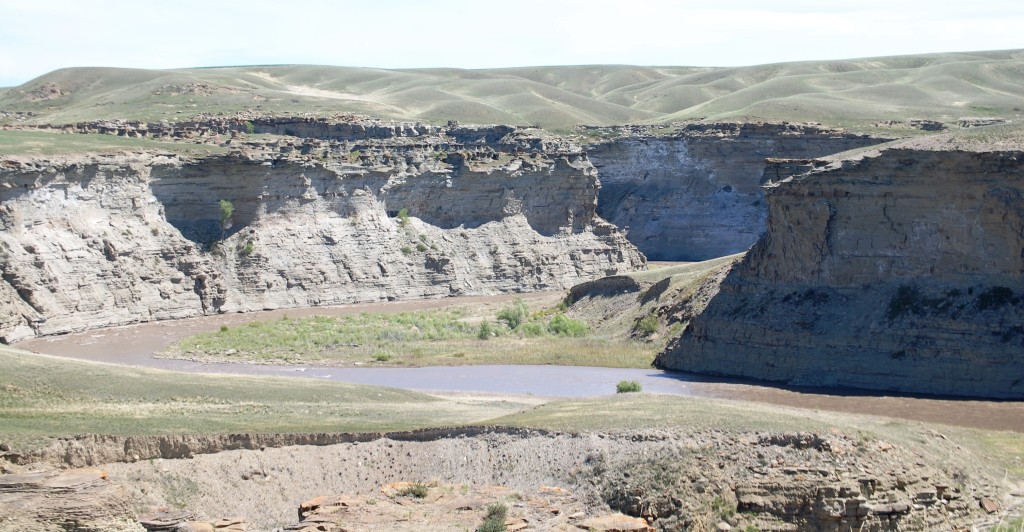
[1,49,1022,130]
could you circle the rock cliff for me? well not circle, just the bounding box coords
[0,123,644,342]
[657,139,1024,398]
[587,123,890,260]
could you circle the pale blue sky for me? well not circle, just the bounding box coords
[1,0,1021,87]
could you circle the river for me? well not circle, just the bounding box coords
[16,294,1024,432]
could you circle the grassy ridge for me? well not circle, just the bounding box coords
[2,50,1022,130]
[0,129,227,156]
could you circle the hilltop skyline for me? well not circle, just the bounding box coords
[2,0,1023,87]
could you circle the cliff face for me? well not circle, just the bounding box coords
[588,124,889,261]
[0,127,644,342]
[658,147,1024,398]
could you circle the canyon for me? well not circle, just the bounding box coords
[588,123,889,260]
[1,53,1024,532]
[0,122,644,343]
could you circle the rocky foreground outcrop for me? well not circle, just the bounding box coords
[0,122,644,342]
[587,123,890,260]
[4,427,1010,531]
[658,139,1024,398]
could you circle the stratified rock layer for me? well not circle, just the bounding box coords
[588,123,889,260]
[0,126,644,342]
[658,146,1024,398]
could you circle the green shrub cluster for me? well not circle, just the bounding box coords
[548,314,588,337]
[635,315,658,336]
[497,299,529,330]
[397,208,410,227]
[616,380,642,393]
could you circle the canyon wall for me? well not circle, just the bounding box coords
[0,127,644,342]
[588,124,889,261]
[658,145,1024,398]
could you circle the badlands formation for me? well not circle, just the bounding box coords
[1,52,1023,532]
[0,120,644,343]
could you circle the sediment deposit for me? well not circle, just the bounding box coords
[659,140,1024,398]
[0,122,644,342]
[588,123,889,260]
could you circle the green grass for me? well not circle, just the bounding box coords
[0,346,533,451]
[162,307,656,368]
[0,129,227,156]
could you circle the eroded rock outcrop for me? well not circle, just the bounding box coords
[0,125,644,342]
[587,123,890,260]
[658,142,1024,398]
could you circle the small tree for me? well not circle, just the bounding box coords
[397,208,410,227]
[243,121,256,134]
[218,199,234,239]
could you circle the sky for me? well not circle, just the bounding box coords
[1,0,1022,87]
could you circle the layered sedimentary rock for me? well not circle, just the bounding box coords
[0,124,644,342]
[658,143,1024,398]
[588,123,889,260]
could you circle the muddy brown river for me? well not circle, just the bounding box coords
[17,294,1024,433]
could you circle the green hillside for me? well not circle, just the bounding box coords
[1,49,1021,130]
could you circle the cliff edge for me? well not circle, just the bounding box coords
[657,132,1024,398]
[0,122,645,342]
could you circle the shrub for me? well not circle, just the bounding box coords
[398,482,429,498]
[548,314,588,337]
[478,502,508,532]
[616,380,642,393]
[243,121,256,134]
[636,315,658,336]
[400,246,412,255]
[416,243,428,252]
[478,321,493,340]
[218,199,234,237]
[373,353,391,362]
[518,322,546,337]
[397,208,410,227]
[219,325,229,333]
[240,241,254,256]
[497,299,529,330]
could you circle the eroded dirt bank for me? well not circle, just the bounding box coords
[3,426,1021,531]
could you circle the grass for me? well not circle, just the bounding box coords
[494,394,1024,484]
[2,50,1023,130]
[162,306,656,368]
[0,129,227,156]
[0,346,534,451]
[2,344,1022,491]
